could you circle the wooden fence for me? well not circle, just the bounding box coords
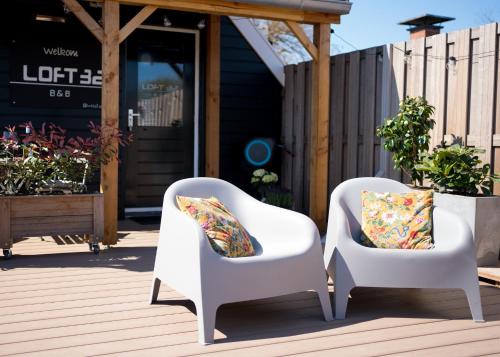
[282,22,500,213]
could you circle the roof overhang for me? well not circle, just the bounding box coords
[232,0,352,15]
[103,0,350,23]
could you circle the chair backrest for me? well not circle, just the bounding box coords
[163,177,252,218]
[331,177,411,240]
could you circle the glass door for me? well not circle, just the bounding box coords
[124,27,198,213]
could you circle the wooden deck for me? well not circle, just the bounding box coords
[479,262,500,286]
[1,220,500,357]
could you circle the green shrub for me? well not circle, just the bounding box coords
[376,96,435,186]
[416,144,500,196]
[261,186,294,209]
[250,169,293,209]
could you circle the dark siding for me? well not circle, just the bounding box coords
[219,17,282,190]
[0,1,101,136]
[0,0,103,193]
[0,4,282,199]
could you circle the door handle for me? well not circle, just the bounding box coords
[128,109,140,131]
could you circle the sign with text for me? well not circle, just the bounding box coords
[9,39,102,109]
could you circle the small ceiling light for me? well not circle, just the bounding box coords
[163,16,172,27]
[35,14,66,23]
[197,19,206,30]
[63,4,71,14]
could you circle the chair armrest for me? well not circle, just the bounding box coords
[240,199,320,249]
[324,204,355,267]
[432,206,474,253]
[156,203,219,266]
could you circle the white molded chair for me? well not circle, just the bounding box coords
[324,177,484,322]
[150,177,333,344]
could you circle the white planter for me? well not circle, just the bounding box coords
[433,193,500,267]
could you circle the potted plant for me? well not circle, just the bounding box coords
[376,96,435,187]
[0,122,132,259]
[251,169,293,209]
[378,96,500,266]
[416,144,500,266]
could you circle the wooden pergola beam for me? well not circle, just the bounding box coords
[205,15,221,178]
[111,0,340,24]
[309,23,331,232]
[119,5,157,43]
[285,21,318,61]
[62,0,104,43]
[69,0,341,243]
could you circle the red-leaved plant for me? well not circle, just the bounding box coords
[0,122,132,195]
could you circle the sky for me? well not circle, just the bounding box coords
[331,0,500,54]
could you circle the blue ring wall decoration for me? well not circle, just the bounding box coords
[244,139,272,167]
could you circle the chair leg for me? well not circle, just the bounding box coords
[333,251,354,319]
[149,277,161,304]
[316,285,333,321]
[334,282,352,320]
[196,300,219,345]
[464,282,484,322]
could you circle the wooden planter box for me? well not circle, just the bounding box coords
[0,194,103,258]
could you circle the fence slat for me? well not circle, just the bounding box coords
[445,29,470,144]
[292,63,306,212]
[377,45,393,178]
[282,65,295,191]
[303,62,313,214]
[429,33,447,150]
[406,37,425,97]
[388,41,406,181]
[346,51,360,179]
[362,48,377,177]
[478,23,497,164]
[329,54,346,192]
[495,30,500,194]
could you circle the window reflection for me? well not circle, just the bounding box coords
[137,52,184,127]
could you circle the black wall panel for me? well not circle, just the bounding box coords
[219,17,282,190]
[0,2,282,208]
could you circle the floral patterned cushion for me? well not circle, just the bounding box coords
[176,195,256,258]
[360,190,434,249]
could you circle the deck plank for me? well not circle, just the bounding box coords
[1,220,499,357]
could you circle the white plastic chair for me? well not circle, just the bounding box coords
[150,177,333,344]
[324,177,484,322]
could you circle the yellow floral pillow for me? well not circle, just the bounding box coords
[176,195,255,258]
[360,190,434,249]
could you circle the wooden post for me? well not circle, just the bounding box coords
[309,23,331,233]
[101,0,120,245]
[0,198,11,250]
[205,15,221,177]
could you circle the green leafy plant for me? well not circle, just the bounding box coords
[261,186,294,209]
[376,96,435,186]
[250,169,293,209]
[416,144,500,196]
